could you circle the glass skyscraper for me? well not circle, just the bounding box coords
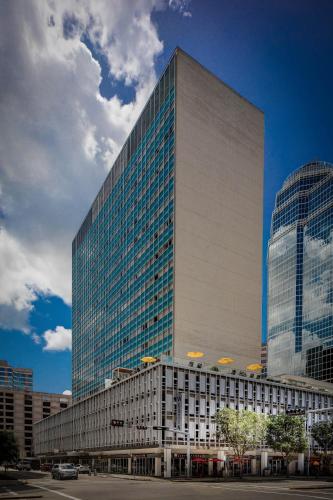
[72,48,264,400]
[268,161,333,383]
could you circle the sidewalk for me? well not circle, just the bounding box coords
[170,475,333,484]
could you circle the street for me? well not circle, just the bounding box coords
[1,473,333,500]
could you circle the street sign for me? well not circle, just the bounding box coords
[286,407,306,416]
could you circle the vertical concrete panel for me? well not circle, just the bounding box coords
[155,456,162,477]
[260,451,268,475]
[164,448,172,478]
[174,50,263,369]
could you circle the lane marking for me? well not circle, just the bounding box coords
[31,484,82,500]
[3,487,19,496]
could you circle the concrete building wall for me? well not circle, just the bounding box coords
[0,388,71,458]
[34,362,333,456]
[173,50,264,369]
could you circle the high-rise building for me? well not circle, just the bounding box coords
[0,360,32,391]
[267,161,333,382]
[72,48,264,400]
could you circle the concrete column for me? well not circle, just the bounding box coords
[288,460,296,475]
[164,448,172,478]
[128,457,132,475]
[251,458,257,475]
[297,453,304,475]
[107,458,111,474]
[260,451,268,475]
[91,458,95,470]
[217,450,225,475]
[155,456,161,477]
[208,459,213,476]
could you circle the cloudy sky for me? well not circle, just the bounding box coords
[1,0,333,393]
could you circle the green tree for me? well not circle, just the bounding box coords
[266,414,307,475]
[0,431,19,467]
[215,408,267,477]
[311,421,333,475]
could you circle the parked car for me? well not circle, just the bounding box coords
[16,461,31,471]
[76,465,90,474]
[40,463,53,472]
[52,463,78,480]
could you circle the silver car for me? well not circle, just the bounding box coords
[76,464,90,474]
[52,463,78,480]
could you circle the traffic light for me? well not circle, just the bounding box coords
[152,425,170,431]
[136,425,148,430]
[111,419,125,427]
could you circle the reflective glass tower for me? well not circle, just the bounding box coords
[268,161,333,382]
[72,48,264,400]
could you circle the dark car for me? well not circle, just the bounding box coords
[40,463,53,472]
[52,463,78,480]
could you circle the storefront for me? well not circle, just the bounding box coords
[132,455,155,476]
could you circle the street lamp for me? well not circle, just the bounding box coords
[168,427,191,477]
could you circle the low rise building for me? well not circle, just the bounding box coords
[0,387,71,458]
[34,360,333,476]
[0,360,32,391]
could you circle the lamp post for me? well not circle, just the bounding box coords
[305,407,333,476]
[169,427,191,477]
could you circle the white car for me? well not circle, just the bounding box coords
[52,463,78,480]
[76,465,90,474]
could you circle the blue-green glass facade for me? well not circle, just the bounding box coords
[268,161,333,382]
[72,57,176,400]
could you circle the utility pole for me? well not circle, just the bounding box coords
[169,428,191,477]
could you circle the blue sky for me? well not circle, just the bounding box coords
[1,0,333,394]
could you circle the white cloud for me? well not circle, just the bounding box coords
[0,0,185,334]
[32,332,41,344]
[168,0,192,17]
[62,389,72,396]
[43,326,72,351]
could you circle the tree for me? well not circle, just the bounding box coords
[311,421,333,475]
[0,431,19,467]
[215,408,267,477]
[266,414,307,475]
